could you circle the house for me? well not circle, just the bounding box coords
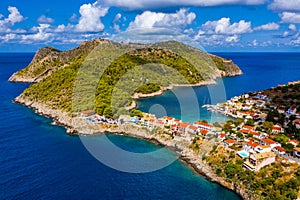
[261,138,280,149]
[242,125,255,131]
[218,133,227,141]
[155,120,165,128]
[199,129,209,137]
[272,124,284,134]
[254,93,267,100]
[293,119,300,129]
[243,152,276,171]
[256,145,272,153]
[193,121,215,132]
[277,107,286,114]
[224,139,235,147]
[293,147,300,158]
[243,103,252,110]
[273,146,286,155]
[287,139,299,147]
[186,125,198,135]
[287,107,297,115]
[244,141,261,154]
[177,122,190,135]
[81,110,95,117]
[163,116,175,126]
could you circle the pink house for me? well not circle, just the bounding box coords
[243,152,276,171]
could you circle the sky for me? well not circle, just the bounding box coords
[1,0,300,52]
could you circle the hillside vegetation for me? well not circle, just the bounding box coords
[11,39,242,118]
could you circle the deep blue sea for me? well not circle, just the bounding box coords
[1,52,300,199]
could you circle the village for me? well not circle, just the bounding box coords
[79,82,300,173]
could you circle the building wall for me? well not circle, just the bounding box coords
[256,157,275,171]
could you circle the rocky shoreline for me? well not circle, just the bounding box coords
[14,94,249,200]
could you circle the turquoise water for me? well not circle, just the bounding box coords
[137,52,300,123]
[0,53,240,199]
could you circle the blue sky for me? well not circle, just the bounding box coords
[1,0,300,52]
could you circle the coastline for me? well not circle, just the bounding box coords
[126,80,218,110]
[14,88,247,199]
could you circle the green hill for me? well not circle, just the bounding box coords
[10,39,242,118]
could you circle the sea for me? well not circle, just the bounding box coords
[1,52,300,199]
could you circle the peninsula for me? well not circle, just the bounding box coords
[9,39,255,199]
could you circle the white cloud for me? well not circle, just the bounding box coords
[252,39,258,46]
[112,13,122,32]
[254,22,280,31]
[37,15,55,24]
[69,13,77,22]
[0,6,25,30]
[99,0,266,10]
[289,24,297,31]
[283,31,289,37]
[128,9,196,30]
[225,35,239,42]
[0,33,17,42]
[21,24,53,43]
[201,17,252,35]
[269,0,300,12]
[76,1,109,32]
[113,13,122,22]
[280,12,300,23]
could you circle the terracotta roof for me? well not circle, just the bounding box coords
[219,133,226,138]
[82,110,95,115]
[242,125,254,130]
[247,141,259,148]
[194,121,213,127]
[200,129,209,135]
[288,140,299,145]
[163,116,174,121]
[188,125,198,131]
[262,138,276,145]
[274,146,286,152]
[224,139,235,144]
[178,122,190,128]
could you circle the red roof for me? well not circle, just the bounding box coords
[163,116,174,121]
[242,125,254,130]
[288,140,299,145]
[224,139,235,144]
[240,129,251,134]
[82,110,95,115]
[200,129,209,135]
[194,121,213,127]
[247,141,259,148]
[275,146,286,152]
[272,127,282,131]
[262,138,276,145]
[188,125,198,131]
[219,133,226,138]
[178,122,190,128]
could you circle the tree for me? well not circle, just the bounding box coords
[245,119,255,126]
[130,109,143,118]
[263,121,274,133]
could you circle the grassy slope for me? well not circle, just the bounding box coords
[18,40,241,118]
